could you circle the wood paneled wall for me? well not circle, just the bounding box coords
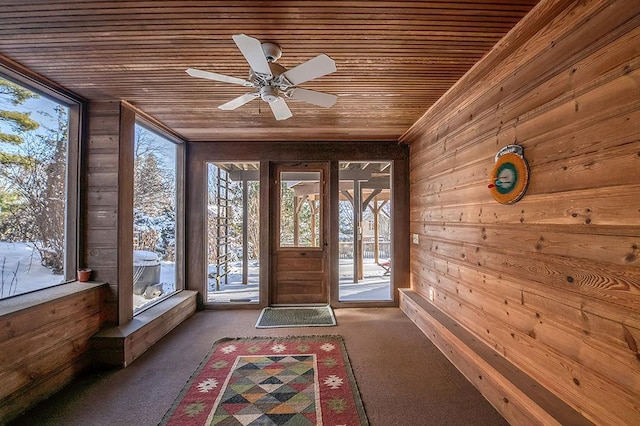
[0,284,106,423]
[85,101,135,325]
[401,0,640,424]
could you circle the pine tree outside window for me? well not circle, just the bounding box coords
[0,72,79,300]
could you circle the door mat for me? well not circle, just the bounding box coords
[256,306,336,328]
[160,336,368,425]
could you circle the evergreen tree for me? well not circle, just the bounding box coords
[0,103,68,274]
[0,78,39,145]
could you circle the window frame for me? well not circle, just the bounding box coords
[0,61,83,296]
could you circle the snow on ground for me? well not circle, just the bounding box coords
[0,241,64,298]
[207,258,392,303]
[0,241,177,309]
[1,242,391,304]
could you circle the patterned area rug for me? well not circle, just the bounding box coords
[255,306,337,328]
[161,336,368,425]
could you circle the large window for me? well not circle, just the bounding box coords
[133,124,179,312]
[0,73,79,300]
[338,161,392,301]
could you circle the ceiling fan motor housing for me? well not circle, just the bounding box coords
[260,85,279,103]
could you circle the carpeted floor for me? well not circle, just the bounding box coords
[10,308,508,426]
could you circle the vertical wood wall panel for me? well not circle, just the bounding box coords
[402,0,640,424]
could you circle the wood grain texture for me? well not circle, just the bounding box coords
[271,162,329,305]
[400,289,593,426]
[0,1,537,142]
[403,0,640,424]
[0,286,106,423]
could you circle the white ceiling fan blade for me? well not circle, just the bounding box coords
[186,68,253,87]
[282,54,336,86]
[218,93,259,110]
[232,34,272,78]
[269,97,293,121]
[288,88,337,108]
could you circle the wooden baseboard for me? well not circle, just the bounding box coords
[399,289,592,426]
[91,291,197,368]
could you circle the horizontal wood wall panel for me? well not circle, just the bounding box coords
[403,0,640,424]
[0,313,100,401]
[0,286,106,423]
[410,185,640,226]
[415,223,639,268]
[411,261,640,389]
[86,189,118,206]
[420,234,640,309]
[413,281,637,425]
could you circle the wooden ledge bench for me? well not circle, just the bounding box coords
[399,289,593,426]
[91,290,197,368]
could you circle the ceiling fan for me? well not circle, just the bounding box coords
[186,34,337,121]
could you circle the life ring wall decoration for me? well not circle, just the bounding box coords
[488,145,530,204]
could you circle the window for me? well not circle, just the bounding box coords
[338,161,392,301]
[133,123,179,312]
[279,171,321,248]
[0,72,79,300]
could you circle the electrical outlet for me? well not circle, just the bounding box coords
[412,233,419,244]
[428,287,435,302]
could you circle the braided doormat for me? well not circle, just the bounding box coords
[256,306,336,328]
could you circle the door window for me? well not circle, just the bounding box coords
[279,171,321,248]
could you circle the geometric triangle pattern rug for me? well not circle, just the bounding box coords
[256,306,337,328]
[160,336,368,425]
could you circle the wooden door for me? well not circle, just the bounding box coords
[270,162,329,305]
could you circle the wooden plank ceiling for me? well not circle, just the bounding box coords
[0,1,538,142]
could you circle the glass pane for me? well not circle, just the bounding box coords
[133,124,177,312]
[279,171,321,248]
[207,162,260,304]
[0,76,70,299]
[338,161,392,301]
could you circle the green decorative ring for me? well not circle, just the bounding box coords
[489,153,529,204]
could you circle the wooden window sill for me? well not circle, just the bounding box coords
[0,281,107,318]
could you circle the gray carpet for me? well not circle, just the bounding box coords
[10,309,508,426]
[255,305,336,328]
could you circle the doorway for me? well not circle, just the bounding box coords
[270,162,329,305]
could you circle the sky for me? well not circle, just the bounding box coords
[0,78,65,137]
